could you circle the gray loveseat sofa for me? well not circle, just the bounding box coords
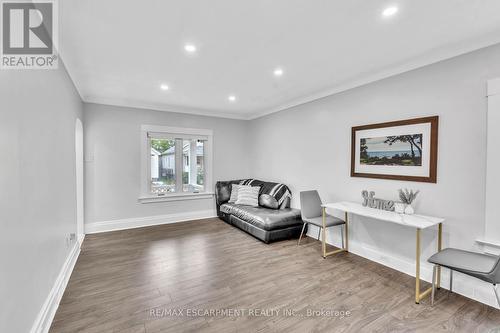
[215,179,303,243]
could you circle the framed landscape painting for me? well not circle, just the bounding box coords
[351,116,439,183]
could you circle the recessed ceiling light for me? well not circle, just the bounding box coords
[273,67,284,77]
[228,95,237,102]
[184,44,197,53]
[382,6,398,17]
[160,83,169,91]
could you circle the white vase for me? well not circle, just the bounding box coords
[404,204,415,215]
[394,202,405,214]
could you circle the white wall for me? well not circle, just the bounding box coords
[83,103,251,225]
[0,61,83,332]
[75,118,85,243]
[248,43,500,307]
[485,78,500,248]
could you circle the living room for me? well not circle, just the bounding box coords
[2,1,500,332]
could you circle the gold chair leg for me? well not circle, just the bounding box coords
[494,284,500,307]
[297,223,307,246]
[431,265,437,306]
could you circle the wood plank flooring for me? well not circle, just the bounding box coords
[50,218,500,333]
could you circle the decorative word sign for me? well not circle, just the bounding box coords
[361,190,395,211]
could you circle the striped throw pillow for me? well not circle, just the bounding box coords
[235,186,260,207]
[228,184,243,203]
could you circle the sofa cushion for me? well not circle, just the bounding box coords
[229,215,303,243]
[220,203,302,231]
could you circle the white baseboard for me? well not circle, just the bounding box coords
[307,228,500,309]
[77,233,85,246]
[30,242,81,333]
[85,209,217,234]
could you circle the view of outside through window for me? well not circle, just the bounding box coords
[182,139,205,192]
[150,139,176,194]
[150,138,205,194]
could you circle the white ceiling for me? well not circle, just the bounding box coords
[60,0,500,120]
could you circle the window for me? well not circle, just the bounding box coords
[182,139,205,192]
[141,125,213,201]
[150,138,176,194]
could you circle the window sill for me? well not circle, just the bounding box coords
[476,238,500,248]
[138,192,215,204]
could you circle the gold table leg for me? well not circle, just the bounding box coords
[416,228,422,303]
[415,224,443,303]
[345,212,349,252]
[437,223,442,289]
[322,207,326,258]
[321,209,348,258]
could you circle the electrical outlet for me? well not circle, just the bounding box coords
[65,233,76,248]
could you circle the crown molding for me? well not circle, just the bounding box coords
[248,33,500,120]
[83,95,252,120]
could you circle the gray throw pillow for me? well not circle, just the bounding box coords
[259,194,279,209]
[235,186,260,206]
[228,184,242,203]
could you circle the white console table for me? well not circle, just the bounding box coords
[321,201,445,304]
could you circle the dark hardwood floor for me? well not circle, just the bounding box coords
[50,218,500,333]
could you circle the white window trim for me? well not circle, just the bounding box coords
[139,124,214,203]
